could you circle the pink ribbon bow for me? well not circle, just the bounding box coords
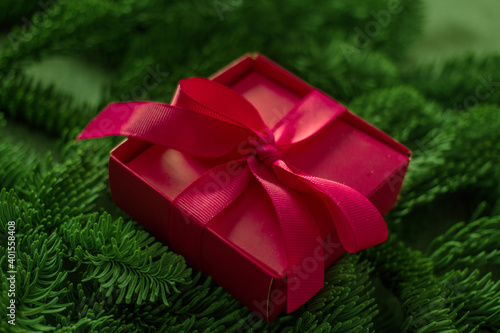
[78,77,388,312]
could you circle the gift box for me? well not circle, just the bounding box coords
[78,54,411,322]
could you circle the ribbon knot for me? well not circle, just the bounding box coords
[247,133,279,166]
[77,76,388,316]
[253,142,279,165]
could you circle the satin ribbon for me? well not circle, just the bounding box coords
[78,77,388,313]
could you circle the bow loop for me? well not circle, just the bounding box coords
[271,160,388,253]
[175,78,268,133]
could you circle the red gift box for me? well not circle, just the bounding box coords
[79,54,410,322]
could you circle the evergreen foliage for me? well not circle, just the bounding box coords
[0,0,499,331]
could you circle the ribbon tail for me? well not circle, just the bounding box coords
[77,101,255,158]
[248,157,324,314]
[78,102,141,139]
[272,160,388,253]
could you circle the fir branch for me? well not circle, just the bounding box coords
[348,85,442,149]
[438,269,500,331]
[0,70,97,139]
[0,0,143,72]
[111,0,423,103]
[427,216,500,272]
[161,272,251,332]
[403,55,500,110]
[0,250,11,331]
[393,104,500,219]
[16,140,110,230]
[0,230,73,332]
[60,213,192,308]
[284,254,378,333]
[0,189,37,238]
[0,139,36,191]
[363,235,468,332]
[54,283,139,332]
[285,42,400,104]
[0,120,38,190]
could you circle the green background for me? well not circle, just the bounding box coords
[1,0,500,332]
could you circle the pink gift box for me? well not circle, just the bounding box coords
[84,54,410,322]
